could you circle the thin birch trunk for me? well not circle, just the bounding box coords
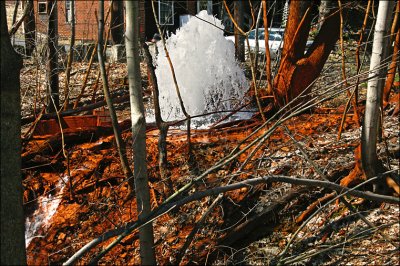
[125,1,156,264]
[361,1,395,193]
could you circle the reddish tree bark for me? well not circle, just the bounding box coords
[383,24,399,104]
[273,1,340,107]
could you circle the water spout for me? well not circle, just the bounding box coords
[155,11,249,127]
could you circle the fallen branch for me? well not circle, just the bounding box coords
[21,94,130,125]
[64,70,394,264]
[63,172,398,265]
[21,127,110,164]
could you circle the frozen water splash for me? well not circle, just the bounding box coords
[25,176,67,248]
[155,11,249,127]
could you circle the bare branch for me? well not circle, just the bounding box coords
[63,171,398,265]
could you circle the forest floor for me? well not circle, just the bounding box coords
[19,43,399,265]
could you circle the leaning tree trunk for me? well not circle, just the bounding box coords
[0,2,27,265]
[98,0,135,195]
[273,0,340,107]
[23,0,36,56]
[46,0,59,112]
[110,0,124,44]
[125,1,156,265]
[361,1,395,193]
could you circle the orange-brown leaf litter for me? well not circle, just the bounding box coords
[23,111,365,265]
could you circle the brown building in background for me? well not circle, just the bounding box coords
[32,0,223,43]
[34,0,111,42]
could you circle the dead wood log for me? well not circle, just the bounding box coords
[21,94,130,126]
[22,127,112,166]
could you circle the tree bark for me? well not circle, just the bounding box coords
[111,0,124,44]
[234,1,245,62]
[273,1,340,107]
[0,2,27,265]
[125,1,156,264]
[46,0,59,112]
[361,1,395,193]
[23,0,36,56]
[383,1,400,103]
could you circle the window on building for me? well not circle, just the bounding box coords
[65,0,74,23]
[197,0,212,14]
[38,1,47,14]
[159,0,174,25]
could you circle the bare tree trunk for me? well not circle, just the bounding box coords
[142,43,171,191]
[98,0,135,194]
[11,0,19,45]
[63,0,75,110]
[46,0,59,112]
[0,2,27,265]
[234,1,245,62]
[110,0,124,44]
[125,1,156,264]
[361,1,395,193]
[24,0,35,56]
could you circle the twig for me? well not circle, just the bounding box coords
[281,222,397,265]
[151,0,194,168]
[63,65,394,264]
[223,0,266,121]
[276,172,398,262]
[285,126,397,247]
[50,92,74,201]
[97,0,134,192]
[63,170,399,265]
[336,0,361,140]
[175,194,224,264]
[73,3,112,109]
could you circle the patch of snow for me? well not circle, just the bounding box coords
[25,176,68,248]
